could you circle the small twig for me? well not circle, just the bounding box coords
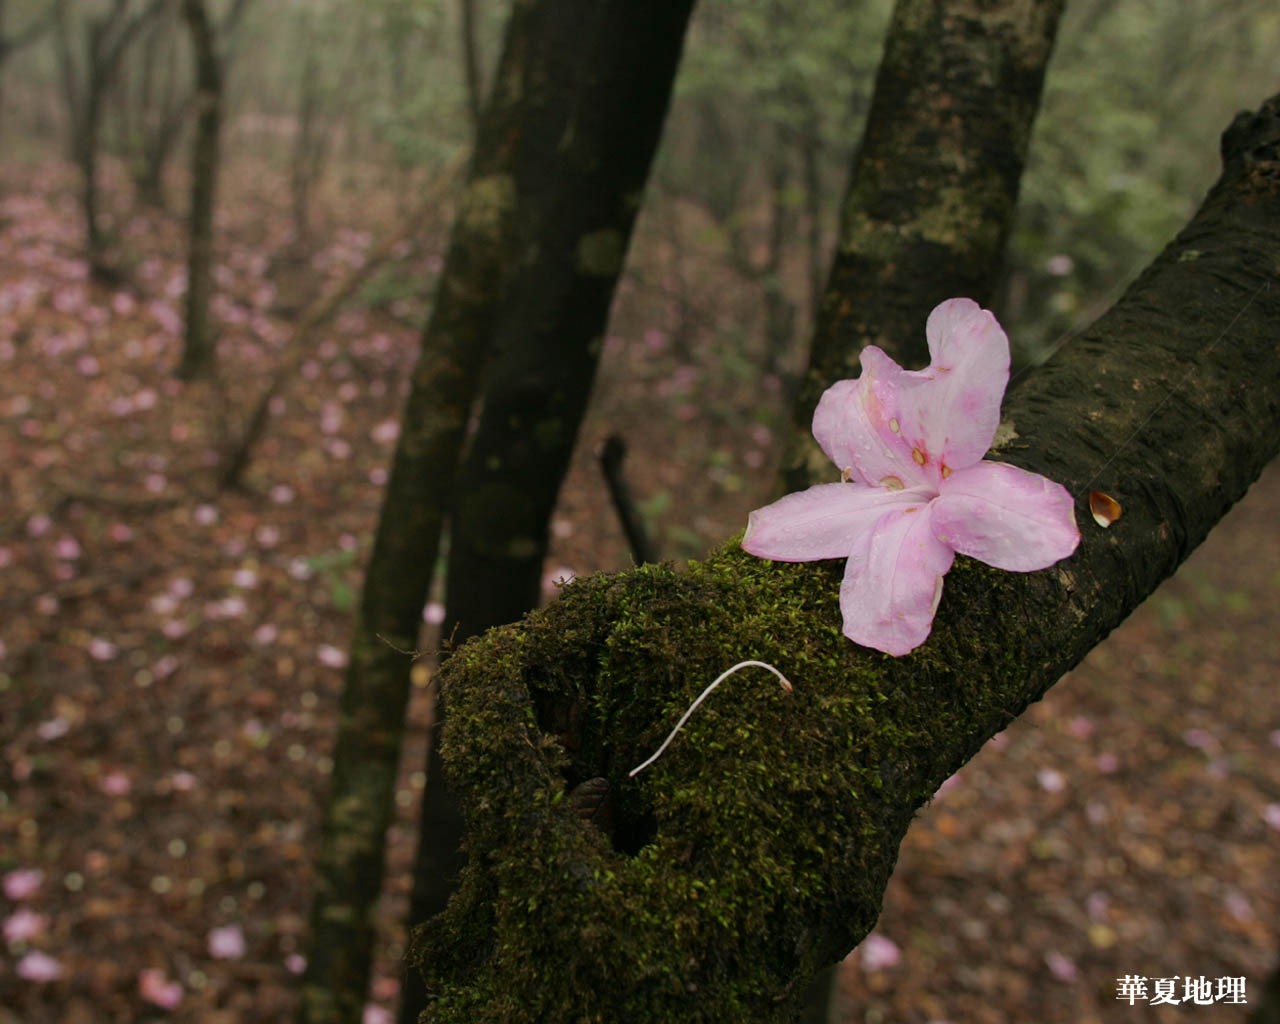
[628,660,793,777]
[600,434,658,565]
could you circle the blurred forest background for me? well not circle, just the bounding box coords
[0,1,1278,1022]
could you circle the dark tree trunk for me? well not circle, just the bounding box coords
[177,0,222,381]
[785,0,1066,492]
[53,0,163,280]
[409,94,1280,1022]
[403,3,695,1022]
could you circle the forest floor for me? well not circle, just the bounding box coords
[0,159,1277,1024]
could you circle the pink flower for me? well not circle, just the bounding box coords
[138,967,184,1009]
[742,299,1079,656]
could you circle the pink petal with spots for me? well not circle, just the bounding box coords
[839,506,954,656]
[742,483,928,562]
[931,461,1079,571]
[812,349,926,489]
[894,299,1010,477]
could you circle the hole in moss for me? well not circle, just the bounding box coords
[563,769,657,856]
[610,802,656,857]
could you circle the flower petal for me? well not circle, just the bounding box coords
[895,299,1010,477]
[812,347,927,488]
[931,461,1080,571]
[840,505,955,656]
[742,483,927,562]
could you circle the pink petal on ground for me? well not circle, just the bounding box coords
[3,868,43,901]
[1045,951,1079,983]
[839,506,955,656]
[859,932,902,971]
[1037,768,1066,793]
[317,644,348,669]
[1263,804,1280,831]
[88,637,120,661]
[363,1006,393,1024]
[16,950,62,982]
[931,461,1079,572]
[138,968,184,1009]
[37,717,70,740]
[100,771,132,796]
[208,923,247,959]
[254,623,279,645]
[742,483,927,563]
[169,771,198,792]
[285,953,307,975]
[4,908,49,942]
[54,536,82,560]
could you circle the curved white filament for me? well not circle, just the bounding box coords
[627,660,793,777]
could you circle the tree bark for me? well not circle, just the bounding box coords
[402,3,695,1021]
[177,0,222,381]
[409,94,1280,1023]
[785,0,1065,492]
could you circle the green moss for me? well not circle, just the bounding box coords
[409,539,1060,1022]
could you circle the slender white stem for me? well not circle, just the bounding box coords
[627,660,793,777]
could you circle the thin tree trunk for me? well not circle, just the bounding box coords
[410,92,1280,1023]
[401,4,695,1022]
[785,0,1066,491]
[457,0,483,140]
[53,0,164,279]
[177,0,221,381]
[290,39,324,249]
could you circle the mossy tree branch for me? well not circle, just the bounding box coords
[409,96,1280,1022]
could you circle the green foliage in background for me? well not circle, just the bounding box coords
[1008,0,1280,358]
